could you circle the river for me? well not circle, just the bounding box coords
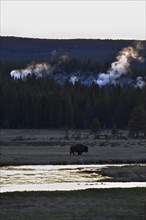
[0,164,145,192]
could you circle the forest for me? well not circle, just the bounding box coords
[0,37,146,131]
[0,70,146,130]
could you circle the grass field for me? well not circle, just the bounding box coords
[1,130,146,220]
[0,129,146,165]
[1,188,146,220]
[98,165,146,182]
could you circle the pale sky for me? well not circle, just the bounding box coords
[0,0,145,40]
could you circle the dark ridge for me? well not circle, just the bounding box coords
[1,36,145,63]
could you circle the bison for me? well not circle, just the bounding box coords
[70,144,88,156]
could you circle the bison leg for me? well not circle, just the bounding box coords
[78,152,82,156]
[70,151,75,156]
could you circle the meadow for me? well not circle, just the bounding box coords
[1,129,146,220]
[1,188,146,220]
[1,129,146,166]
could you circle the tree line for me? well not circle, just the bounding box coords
[0,74,146,132]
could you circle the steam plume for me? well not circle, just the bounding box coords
[10,63,54,80]
[10,42,145,88]
[10,51,71,80]
[95,42,145,88]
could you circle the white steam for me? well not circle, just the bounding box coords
[95,42,145,88]
[10,53,70,80]
[10,42,145,88]
[10,63,54,80]
[135,76,145,88]
[69,75,79,85]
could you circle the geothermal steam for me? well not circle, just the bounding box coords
[10,53,69,80]
[10,42,145,88]
[95,42,145,88]
[10,63,54,80]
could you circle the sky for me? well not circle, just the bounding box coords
[0,0,145,40]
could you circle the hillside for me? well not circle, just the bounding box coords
[1,36,145,65]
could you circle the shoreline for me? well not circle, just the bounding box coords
[1,164,146,193]
[1,160,146,166]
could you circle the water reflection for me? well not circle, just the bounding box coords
[1,165,108,185]
[0,165,146,193]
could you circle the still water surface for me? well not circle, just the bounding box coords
[1,165,145,192]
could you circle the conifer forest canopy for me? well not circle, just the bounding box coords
[0,37,146,129]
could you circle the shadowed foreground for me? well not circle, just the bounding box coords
[1,188,146,220]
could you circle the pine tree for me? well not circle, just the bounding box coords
[112,123,118,135]
[128,106,146,138]
[91,118,101,134]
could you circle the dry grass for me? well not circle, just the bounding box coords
[1,130,146,220]
[1,188,146,220]
[1,129,146,165]
[97,165,146,182]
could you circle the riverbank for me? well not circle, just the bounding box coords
[1,188,146,220]
[1,129,146,165]
[1,130,146,220]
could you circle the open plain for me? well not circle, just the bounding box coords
[0,129,146,165]
[1,188,146,220]
[0,129,146,220]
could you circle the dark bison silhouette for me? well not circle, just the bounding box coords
[70,144,88,156]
